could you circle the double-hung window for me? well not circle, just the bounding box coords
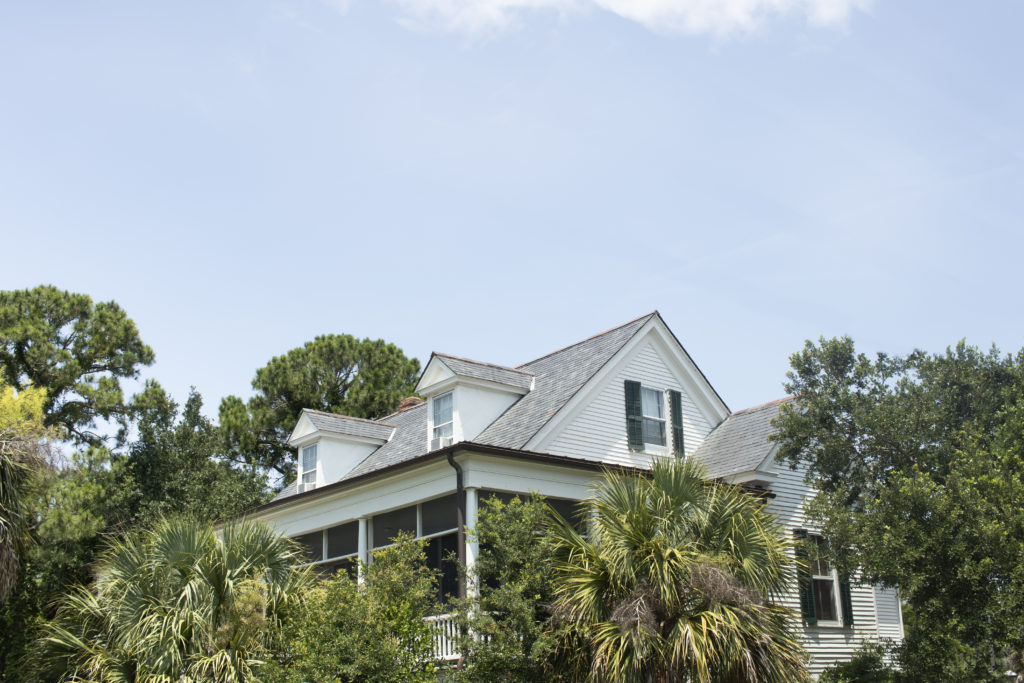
[300,444,318,490]
[810,536,840,622]
[625,380,683,455]
[432,392,453,440]
[795,529,853,627]
[641,387,666,446]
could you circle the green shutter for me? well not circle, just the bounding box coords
[669,390,684,458]
[624,380,644,452]
[793,529,817,625]
[839,574,854,627]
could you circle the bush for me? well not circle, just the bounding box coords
[820,642,898,683]
[261,534,439,683]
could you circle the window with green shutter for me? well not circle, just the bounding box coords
[624,380,644,451]
[669,389,684,457]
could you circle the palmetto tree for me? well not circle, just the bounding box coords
[547,458,808,683]
[34,517,310,682]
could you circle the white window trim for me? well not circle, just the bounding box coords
[430,391,455,448]
[640,385,668,452]
[299,443,319,490]
[810,534,844,627]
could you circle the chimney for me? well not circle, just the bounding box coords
[397,396,426,412]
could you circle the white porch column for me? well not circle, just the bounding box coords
[465,486,479,598]
[357,517,368,584]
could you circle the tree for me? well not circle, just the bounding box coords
[547,458,808,683]
[124,381,268,525]
[32,517,310,682]
[220,335,420,477]
[0,380,50,602]
[261,535,438,683]
[772,338,1024,681]
[450,494,566,682]
[0,285,154,445]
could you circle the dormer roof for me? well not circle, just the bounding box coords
[289,409,395,444]
[416,353,534,395]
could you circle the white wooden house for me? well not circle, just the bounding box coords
[244,312,903,676]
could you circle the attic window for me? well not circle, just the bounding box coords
[300,444,318,490]
[432,392,453,440]
[641,387,666,446]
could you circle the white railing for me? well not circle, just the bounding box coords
[424,613,461,661]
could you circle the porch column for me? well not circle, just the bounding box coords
[357,517,368,584]
[465,486,479,598]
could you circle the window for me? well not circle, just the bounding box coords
[625,381,682,453]
[810,536,840,623]
[641,387,666,446]
[300,444,318,489]
[432,392,453,439]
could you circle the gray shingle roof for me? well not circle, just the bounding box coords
[342,401,429,479]
[474,313,657,448]
[301,409,395,441]
[433,354,534,392]
[271,313,657,498]
[690,397,792,478]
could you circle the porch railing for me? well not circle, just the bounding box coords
[424,613,461,661]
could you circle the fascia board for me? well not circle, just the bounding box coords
[416,356,456,394]
[288,431,390,448]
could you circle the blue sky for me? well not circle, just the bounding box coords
[1,0,1021,418]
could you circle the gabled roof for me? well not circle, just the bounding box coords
[270,311,708,501]
[429,353,534,392]
[691,397,792,478]
[335,313,656,483]
[297,409,395,442]
[474,313,657,448]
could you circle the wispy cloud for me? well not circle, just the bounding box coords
[383,0,871,36]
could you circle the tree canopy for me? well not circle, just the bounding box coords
[0,285,154,445]
[219,334,420,477]
[772,337,1024,681]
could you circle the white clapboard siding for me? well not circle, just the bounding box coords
[545,339,716,468]
[765,461,903,678]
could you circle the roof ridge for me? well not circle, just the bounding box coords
[434,352,535,376]
[302,408,396,428]
[516,311,658,369]
[730,396,794,416]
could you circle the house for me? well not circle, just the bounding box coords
[244,312,903,676]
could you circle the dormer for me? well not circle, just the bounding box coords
[417,353,534,450]
[288,409,395,490]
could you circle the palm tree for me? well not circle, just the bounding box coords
[34,517,310,682]
[547,458,808,683]
[0,381,49,602]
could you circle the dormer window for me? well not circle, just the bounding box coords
[300,443,318,491]
[431,392,454,449]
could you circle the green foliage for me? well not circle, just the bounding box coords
[0,285,154,445]
[0,388,269,680]
[31,517,310,682]
[819,642,897,683]
[0,380,50,602]
[219,334,420,477]
[773,338,1024,681]
[449,494,564,682]
[547,458,808,683]
[123,382,268,525]
[261,535,438,683]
